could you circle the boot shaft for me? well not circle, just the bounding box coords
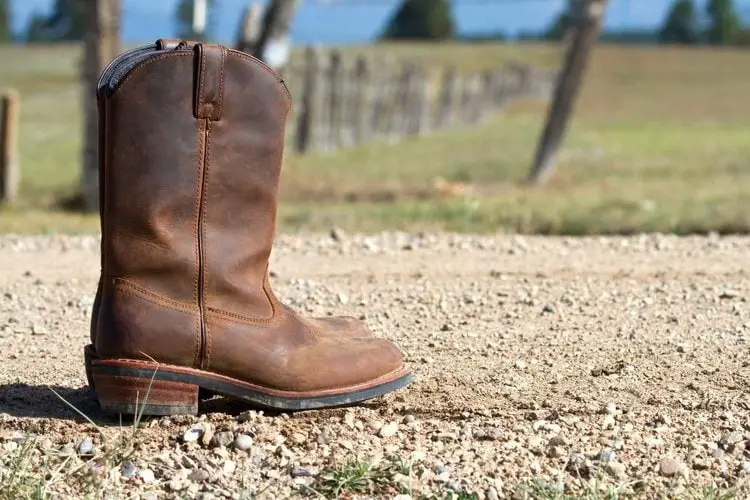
[97,41,291,365]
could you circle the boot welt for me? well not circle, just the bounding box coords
[90,357,414,415]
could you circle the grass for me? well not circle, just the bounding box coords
[305,455,750,499]
[1,42,749,234]
[0,364,158,499]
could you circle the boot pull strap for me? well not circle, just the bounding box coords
[156,38,196,50]
[194,43,227,121]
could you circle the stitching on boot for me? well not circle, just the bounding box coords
[203,120,213,370]
[192,118,205,369]
[113,278,196,314]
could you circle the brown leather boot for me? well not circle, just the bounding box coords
[84,39,374,392]
[88,41,412,415]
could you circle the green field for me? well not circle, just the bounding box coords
[1,42,749,234]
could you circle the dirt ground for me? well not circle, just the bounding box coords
[1,232,749,499]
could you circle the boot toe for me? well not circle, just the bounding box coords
[284,336,406,394]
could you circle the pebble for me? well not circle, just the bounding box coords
[31,324,48,336]
[234,434,253,451]
[212,431,234,448]
[138,468,155,484]
[719,432,743,449]
[291,467,314,478]
[548,446,567,458]
[183,427,203,443]
[599,449,616,463]
[77,437,94,456]
[201,427,215,447]
[602,414,616,430]
[403,414,416,424]
[188,468,210,482]
[378,422,399,438]
[659,457,685,477]
[121,461,136,479]
[222,460,236,475]
[606,461,627,479]
[486,487,500,500]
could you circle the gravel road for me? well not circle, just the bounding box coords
[1,232,749,499]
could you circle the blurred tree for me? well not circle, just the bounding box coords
[25,14,48,42]
[176,0,215,41]
[706,0,741,45]
[0,0,11,41]
[40,0,87,41]
[544,0,585,41]
[381,0,455,41]
[659,0,699,44]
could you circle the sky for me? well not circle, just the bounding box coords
[8,0,750,45]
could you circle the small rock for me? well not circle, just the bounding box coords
[599,449,616,463]
[659,457,685,477]
[31,324,48,336]
[719,432,743,449]
[212,431,234,448]
[486,487,500,500]
[378,422,399,438]
[606,461,627,479]
[602,414,616,430]
[236,410,257,423]
[183,427,202,443]
[188,468,210,482]
[291,432,306,445]
[201,427,215,447]
[222,460,236,475]
[121,461,136,479]
[549,446,567,458]
[138,468,155,484]
[330,228,346,242]
[693,459,710,470]
[604,403,617,415]
[713,448,725,459]
[234,434,253,451]
[528,436,545,454]
[515,360,527,370]
[403,415,416,424]
[291,467,314,478]
[77,437,94,456]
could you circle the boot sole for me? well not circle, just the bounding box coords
[86,348,414,415]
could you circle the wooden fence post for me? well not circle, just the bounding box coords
[369,56,395,139]
[235,1,262,54]
[0,90,20,204]
[82,0,120,212]
[387,62,417,141]
[350,55,372,145]
[295,46,323,154]
[408,67,431,136]
[327,50,345,151]
[529,0,605,184]
[434,66,459,130]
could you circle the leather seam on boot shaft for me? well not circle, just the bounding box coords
[192,118,205,370]
[112,278,197,314]
[110,276,302,328]
[200,119,212,371]
[108,51,291,107]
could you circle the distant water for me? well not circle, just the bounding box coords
[10,0,750,45]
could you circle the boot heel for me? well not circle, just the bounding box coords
[83,344,97,390]
[91,362,199,416]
